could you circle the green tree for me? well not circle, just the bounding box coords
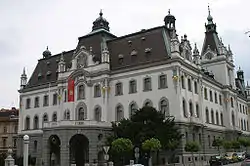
[212,138,223,154]
[142,138,161,152]
[231,140,240,151]
[238,137,250,152]
[223,141,232,151]
[185,142,200,166]
[110,138,133,165]
[107,106,182,150]
[142,138,162,166]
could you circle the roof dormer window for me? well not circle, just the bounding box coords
[131,50,137,56]
[47,71,52,76]
[145,48,152,53]
[118,54,124,65]
[46,61,50,65]
[38,73,42,79]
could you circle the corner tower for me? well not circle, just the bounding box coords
[200,5,235,87]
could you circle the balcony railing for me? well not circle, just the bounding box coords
[43,120,112,128]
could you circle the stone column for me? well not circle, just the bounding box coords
[5,149,15,166]
[23,135,29,166]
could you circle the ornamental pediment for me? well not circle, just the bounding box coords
[73,46,96,68]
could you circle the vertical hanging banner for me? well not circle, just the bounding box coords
[68,77,75,102]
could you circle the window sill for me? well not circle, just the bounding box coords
[129,91,137,94]
[158,87,168,90]
[143,89,152,92]
[115,94,123,96]
[94,96,101,98]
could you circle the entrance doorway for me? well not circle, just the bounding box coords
[69,134,89,166]
[48,135,61,166]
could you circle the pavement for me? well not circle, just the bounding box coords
[225,162,242,166]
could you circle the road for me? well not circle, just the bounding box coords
[225,162,242,166]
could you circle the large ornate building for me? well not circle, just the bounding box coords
[17,7,250,166]
[0,107,18,156]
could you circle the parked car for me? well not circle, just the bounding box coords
[225,152,238,163]
[209,155,229,166]
[237,152,246,161]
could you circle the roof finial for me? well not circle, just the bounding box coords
[99,9,103,17]
[208,4,211,15]
[247,81,249,86]
[168,9,170,14]
[23,67,26,75]
[46,46,49,50]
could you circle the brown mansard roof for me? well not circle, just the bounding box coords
[24,26,171,90]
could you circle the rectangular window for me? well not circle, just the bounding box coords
[43,95,49,106]
[129,80,137,93]
[209,90,213,102]
[115,83,123,95]
[214,92,218,103]
[188,78,192,92]
[2,138,6,147]
[13,138,17,147]
[194,81,198,94]
[219,95,222,105]
[204,88,208,100]
[34,97,39,108]
[64,90,67,102]
[159,75,167,89]
[181,76,185,89]
[53,93,58,105]
[26,98,31,109]
[144,78,152,91]
[94,85,101,97]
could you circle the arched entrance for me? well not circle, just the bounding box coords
[48,135,61,166]
[69,134,89,166]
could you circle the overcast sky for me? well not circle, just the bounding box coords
[0,0,249,108]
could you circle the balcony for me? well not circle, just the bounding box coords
[43,120,112,128]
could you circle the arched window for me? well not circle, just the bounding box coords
[189,101,193,117]
[77,84,85,100]
[94,107,101,122]
[144,100,153,107]
[25,116,30,130]
[216,111,219,125]
[43,114,48,122]
[195,104,199,118]
[130,103,137,118]
[64,110,70,120]
[52,112,57,122]
[231,97,234,108]
[160,99,169,116]
[232,111,235,126]
[211,110,214,124]
[220,113,223,126]
[205,108,209,123]
[116,105,123,121]
[183,99,187,118]
[78,107,85,120]
[33,115,39,129]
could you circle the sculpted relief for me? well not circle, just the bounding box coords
[77,53,87,68]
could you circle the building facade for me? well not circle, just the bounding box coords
[17,8,250,166]
[0,107,18,156]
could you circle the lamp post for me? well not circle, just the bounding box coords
[23,135,29,166]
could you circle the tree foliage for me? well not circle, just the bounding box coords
[142,138,162,152]
[231,140,240,150]
[111,138,133,155]
[238,137,250,151]
[184,142,200,153]
[108,106,182,150]
[212,138,223,153]
[223,141,232,150]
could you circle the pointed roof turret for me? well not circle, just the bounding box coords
[21,67,27,78]
[193,43,200,55]
[92,9,110,32]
